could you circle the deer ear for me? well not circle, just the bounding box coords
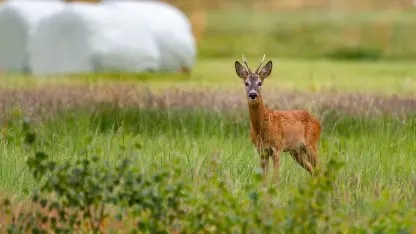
[259,61,272,79]
[235,61,249,79]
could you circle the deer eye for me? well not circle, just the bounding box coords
[244,82,249,86]
[258,82,262,86]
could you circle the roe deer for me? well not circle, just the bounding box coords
[234,54,321,178]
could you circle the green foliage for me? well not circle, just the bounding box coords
[326,47,381,61]
[4,137,189,233]
[1,118,415,233]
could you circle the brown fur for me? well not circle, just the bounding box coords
[235,54,321,178]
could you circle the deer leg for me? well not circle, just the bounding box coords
[271,149,281,184]
[300,155,315,176]
[259,149,270,175]
[304,123,320,175]
[271,149,281,171]
[289,150,303,170]
[289,145,315,176]
[300,145,316,176]
[307,145,319,175]
[299,143,319,176]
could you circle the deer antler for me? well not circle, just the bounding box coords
[242,53,252,73]
[255,54,266,74]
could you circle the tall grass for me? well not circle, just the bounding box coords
[1,106,415,216]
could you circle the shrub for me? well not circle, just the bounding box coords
[1,119,415,233]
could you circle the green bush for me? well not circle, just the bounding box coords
[1,120,415,233]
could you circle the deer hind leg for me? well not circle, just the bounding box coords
[307,145,318,168]
[289,144,315,176]
[305,122,320,174]
[302,145,317,176]
[301,137,319,176]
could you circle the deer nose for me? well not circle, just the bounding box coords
[248,92,258,99]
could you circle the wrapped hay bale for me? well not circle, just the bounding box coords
[103,0,196,73]
[0,0,65,74]
[29,2,160,75]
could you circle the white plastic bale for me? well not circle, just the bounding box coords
[29,2,160,75]
[103,0,197,73]
[0,0,64,73]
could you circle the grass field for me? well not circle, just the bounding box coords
[0,58,416,232]
[3,58,416,95]
[198,9,416,60]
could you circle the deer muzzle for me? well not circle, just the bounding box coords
[248,91,258,99]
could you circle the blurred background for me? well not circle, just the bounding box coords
[73,0,416,61]
[1,0,416,77]
[1,2,416,232]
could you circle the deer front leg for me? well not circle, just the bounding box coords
[255,139,269,175]
[271,149,281,184]
[259,149,269,175]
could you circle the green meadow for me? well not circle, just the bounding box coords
[0,58,415,232]
[1,5,416,233]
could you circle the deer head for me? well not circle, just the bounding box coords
[235,54,273,102]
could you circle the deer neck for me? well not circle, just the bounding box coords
[248,94,266,136]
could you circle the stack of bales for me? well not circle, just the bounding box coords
[0,0,196,75]
[29,2,161,75]
[102,0,196,73]
[0,0,64,73]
